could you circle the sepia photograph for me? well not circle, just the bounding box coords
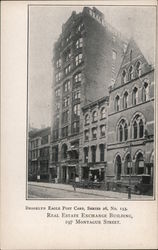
[27,4,156,200]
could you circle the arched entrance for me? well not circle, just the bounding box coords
[115,155,122,180]
[135,152,144,175]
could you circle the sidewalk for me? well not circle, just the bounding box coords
[28,181,153,200]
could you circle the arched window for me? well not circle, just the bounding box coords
[115,155,122,180]
[142,81,149,102]
[139,119,144,138]
[124,154,132,175]
[100,107,106,119]
[133,120,137,139]
[136,61,141,77]
[132,87,138,105]
[132,114,145,139]
[129,66,134,81]
[85,114,90,125]
[136,152,144,175]
[92,111,97,122]
[122,70,127,84]
[124,123,128,141]
[115,95,120,112]
[123,91,128,109]
[119,124,123,142]
[118,119,128,142]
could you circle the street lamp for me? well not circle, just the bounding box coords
[127,141,132,199]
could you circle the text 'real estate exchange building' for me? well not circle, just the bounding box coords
[50,7,126,183]
[107,39,154,190]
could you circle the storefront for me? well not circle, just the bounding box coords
[82,163,106,182]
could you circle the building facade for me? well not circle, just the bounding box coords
[50,7,126,183]
[81,96,109,182]
[107,39,154,191]
[29,127,51,182]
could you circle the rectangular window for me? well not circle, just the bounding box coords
[84,147,88,163]
[72,121,79,133]
[66,33,71,43]
[55,88,60,97]
[100,125,106,137]
[74,72,81,83]
[53,129,58,141]
[75,53,83,66]
[63,80,71,92]
[73,90,81,100]
[63,96,70,107]
[65,65,71,75]
[55,102,60,110]
[41,135,48,145]
[91,146,96,163]
[76,38,83,49]
[52,146,58,162]
[92,127,97,139]
[65,50,71,62]
[56,58,61,68]
[62,126,68,138]
[76,23,84,33]
[73,104,80,116]
[100,144,104,162]
[62,110,69,123]
[84,130,89,141]
[55,72,61,82]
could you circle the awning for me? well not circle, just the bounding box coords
[67,164,76,167]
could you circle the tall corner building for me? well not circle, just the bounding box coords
[49,7,126,183]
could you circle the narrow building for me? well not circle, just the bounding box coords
[81,96,109,183]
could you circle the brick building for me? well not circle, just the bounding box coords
[50,7,125,183]
[107,39,154,191]
[29,127,51,182]
[81,96,109,182]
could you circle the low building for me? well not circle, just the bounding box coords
[107,39,154,192]
[29,127,51,182]
[81,96,109,182]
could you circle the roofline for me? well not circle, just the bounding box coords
[82,96,109,111]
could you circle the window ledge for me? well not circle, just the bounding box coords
[91,138,97,141]
[100,135,106,139]
[92,120,98,124]
[100,117,106,121]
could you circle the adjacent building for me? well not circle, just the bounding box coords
[29,127,51,182]
[81,96,109,182]
[107,39,154,190]
[50,7,126,183]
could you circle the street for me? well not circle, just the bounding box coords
[28,184,111,199]
[27,182,153,200]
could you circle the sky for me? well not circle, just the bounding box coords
[28,5,156,129]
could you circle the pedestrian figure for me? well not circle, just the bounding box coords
[73,181,76,192]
